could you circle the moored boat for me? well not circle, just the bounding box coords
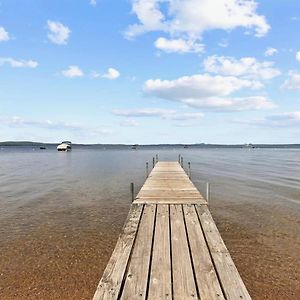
[57,141,72,151]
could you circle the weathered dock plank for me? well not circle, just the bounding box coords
[148,205,172,299]
[93,161,251,300]
[93,204,143,300]
[121,205,156,299]
[135,161,206,205]
[196,205,251,300]
[184,205,225,300]
[170,204,198,299]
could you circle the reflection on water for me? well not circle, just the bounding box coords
[0,148,299,299]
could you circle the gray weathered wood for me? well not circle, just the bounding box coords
[170,205,198,299]
[93,204,143,300]
[183,205,225,300]
[196,205,251,300]
[120,204,156,300]
[148,205,172,299]
[135,162,206,205]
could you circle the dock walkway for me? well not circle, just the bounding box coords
[93,161,251,300]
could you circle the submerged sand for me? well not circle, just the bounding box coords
[1,201,299,299]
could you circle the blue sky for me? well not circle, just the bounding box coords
[0,0,299,144]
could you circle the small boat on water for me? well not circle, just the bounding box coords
[40,146,46,150]
[243,143,255,149]
[57,141,72,151]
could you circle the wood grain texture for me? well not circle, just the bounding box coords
[120,204,156,300]
[184,205,225,300]
[93,204,143,300]
[148,205,172,299]
[170,205,198,299]
[135,162,206,205]
[196,205,251,300]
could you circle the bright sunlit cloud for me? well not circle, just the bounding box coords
[264,47,278,57]
[62,65,84,78]
[154,37,204,54]
[0,57,38,68]
[102,68,120,80]
[47,20,71,45]
[0,26,10,42]
[203,56,281,80]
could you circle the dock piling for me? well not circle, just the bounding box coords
[178,154,181,163]
[188,162,191,179]
[206,182,210,203]
[156,154,158,163]
[130,182,134,202]
[152,157,155,168]
[146,162,149,178]
[181,156,183,167]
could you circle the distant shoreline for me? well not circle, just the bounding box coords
[0,141,300,149]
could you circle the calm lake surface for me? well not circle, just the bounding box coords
[0,147,299,299]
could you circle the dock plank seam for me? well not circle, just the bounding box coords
[168,204,174,300]
[182,204,201,300]
[194,204,227,299]
[144,205,158,300]
[116,204,145,299]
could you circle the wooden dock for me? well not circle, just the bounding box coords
[93,161,251,300]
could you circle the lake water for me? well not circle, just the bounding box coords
[0,147,299,299]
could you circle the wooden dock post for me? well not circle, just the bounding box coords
[178,154,181,163]
[130,182,134,202]
[152,157,155,168]
[206,182,210,203]
[188,162,191,179]
[180,156,183,167]
[93,161,251,300]
[156,154,158,163]
[146,162,149,178]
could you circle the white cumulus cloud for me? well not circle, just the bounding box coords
[90,0,97,6]
[47,20,71,45]
[296,51,300,62]
[102,68,120,80]
[264,47,278,57]
[183,96,275,111]
[145,74,261,99]
[203,56,281,80]
[144,74,274,111]
[0,57,38,68]
[62,65,84,78]
[282,71,300,90]
[0,27,10,42]
[126,0,270,39]
[154,37,204,54]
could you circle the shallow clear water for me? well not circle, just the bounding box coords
[0,147,299,299]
